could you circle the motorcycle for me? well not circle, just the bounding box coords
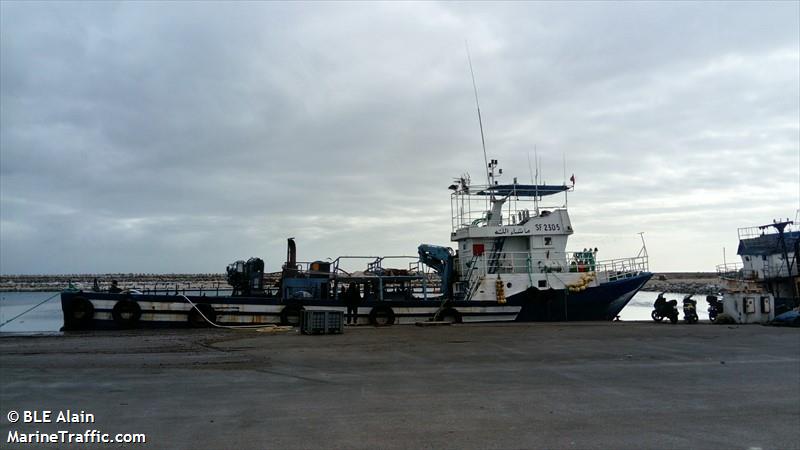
[652,293,679,324]
[706,295,722,323]
[683,294,698,324]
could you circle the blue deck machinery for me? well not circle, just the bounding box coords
[417,244,455,299]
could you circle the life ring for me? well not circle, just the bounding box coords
[369,305,395,326]
[64,296,94,329]
[437,307,462,324]
[280,304,304,326]
[112,299,142,328]
[188,303,216,327]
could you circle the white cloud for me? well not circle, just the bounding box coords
[1,1,798,273]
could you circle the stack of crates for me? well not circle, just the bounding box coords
[301,310,344,335]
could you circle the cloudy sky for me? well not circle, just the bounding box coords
[1,1,798,274]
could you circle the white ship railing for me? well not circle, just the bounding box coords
[594,257,650,283]
[737,223,796,240]
[716,263,746,280]
[466,250,648,283]
[737,226,769,241]
[717,258,798,281]
[450,186,568,232]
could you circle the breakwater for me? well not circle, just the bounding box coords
[1,273,274,292]
[1,272,720,294]
[640,272,721,295]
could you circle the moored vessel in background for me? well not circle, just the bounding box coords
[713,219,799,324]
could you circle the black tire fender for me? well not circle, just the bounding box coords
[65,296,94,329]
[112,299,142,328]
[188,303,217,327]
[438,307,462,324]
[280,304,304,326]
[369,305,395,326]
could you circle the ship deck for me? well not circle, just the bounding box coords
[1,322,798,449]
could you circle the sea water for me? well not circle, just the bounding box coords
[0,290,707,334]
[0,292,64,334]
[619,291,709,322]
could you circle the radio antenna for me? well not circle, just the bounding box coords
[534,145,540,215]
[527,152,535,184]
[465,41,491,188]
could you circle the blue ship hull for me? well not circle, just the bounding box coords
[510,272,652,321]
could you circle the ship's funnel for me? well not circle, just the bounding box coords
[286,238,297,269]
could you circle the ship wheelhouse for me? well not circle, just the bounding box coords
[447,161,649,304]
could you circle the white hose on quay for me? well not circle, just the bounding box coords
[179,294,286,330]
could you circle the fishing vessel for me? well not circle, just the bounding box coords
[60,158,652,329]
[713,219,799,324]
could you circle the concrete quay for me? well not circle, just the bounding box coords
[1,322,798,449]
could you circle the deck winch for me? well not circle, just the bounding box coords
[226,257,265,296]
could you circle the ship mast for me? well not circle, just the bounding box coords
[465,42,492,194]
[758,219,799,301]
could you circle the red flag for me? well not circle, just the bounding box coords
[570,174,575,185]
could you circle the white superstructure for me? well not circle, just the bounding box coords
[448,160,648,303]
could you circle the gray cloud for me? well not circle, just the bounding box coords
[1,1,798,274]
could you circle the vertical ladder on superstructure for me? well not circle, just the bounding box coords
[487,237,506,274]
[461,238,505,302]
[463,254,481,301]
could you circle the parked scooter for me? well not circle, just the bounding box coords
[706,295,722,323]
[652,293,679,324]
[682,294,698,324]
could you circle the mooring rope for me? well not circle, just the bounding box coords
[178,294,287,330]
[0,292,60,329]
[0,292,289,331]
